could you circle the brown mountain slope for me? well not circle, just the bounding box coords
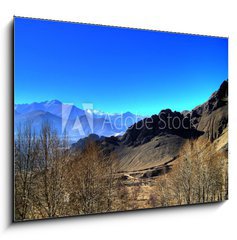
[189,80,228,141]
[100,80,228,173]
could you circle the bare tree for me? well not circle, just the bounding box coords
[30,122,69,218]
[154,175,171,207]
[67,140,119,215]
[14,123,39,220]
[166,138,228,205]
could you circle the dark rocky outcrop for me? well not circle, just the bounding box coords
[121,109,204,147]
[71,134,105,150]
[121,80,228,145]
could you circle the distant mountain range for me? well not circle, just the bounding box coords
[14,100,144,142]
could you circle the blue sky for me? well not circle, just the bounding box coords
[14,17,228,116]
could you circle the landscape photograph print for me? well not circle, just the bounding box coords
[14,17,228,221]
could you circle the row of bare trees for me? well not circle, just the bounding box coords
[149,139,228,208]
[14,123,127,221]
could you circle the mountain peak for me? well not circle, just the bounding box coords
[123,111,132,116]
[46,99,62,105]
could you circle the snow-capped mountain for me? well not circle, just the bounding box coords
[15,100,85,118]
[14,100,144,142]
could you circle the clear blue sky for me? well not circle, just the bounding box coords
[14,17,228,116]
